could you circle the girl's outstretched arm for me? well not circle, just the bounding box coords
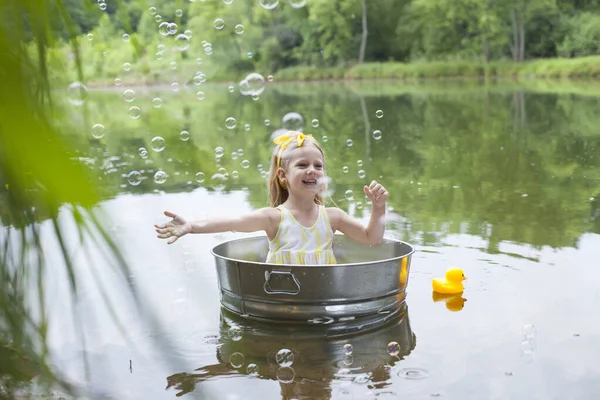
[328,180,388,246]
[155,208,279,244]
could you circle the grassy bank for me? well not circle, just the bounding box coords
[275,56,600,81]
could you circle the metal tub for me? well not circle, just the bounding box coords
[211,234,414,322]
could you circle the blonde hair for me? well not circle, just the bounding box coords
[268,132,326,207]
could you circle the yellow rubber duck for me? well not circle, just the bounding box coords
[432,267,466,294]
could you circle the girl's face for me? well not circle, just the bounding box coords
[279,144,325,197]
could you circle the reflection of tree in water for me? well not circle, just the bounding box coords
[166,306,416,399]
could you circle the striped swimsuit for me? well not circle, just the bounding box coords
[266,205,337,265]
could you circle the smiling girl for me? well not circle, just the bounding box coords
[155,131,389,265]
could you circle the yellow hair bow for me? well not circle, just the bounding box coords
[273,132,315,168]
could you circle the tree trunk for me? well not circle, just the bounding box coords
[518,4,526,62]
[510,7,518,61]
[483,34,490,62]
[359,0,368,64]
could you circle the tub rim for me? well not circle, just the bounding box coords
[210,234,416,267]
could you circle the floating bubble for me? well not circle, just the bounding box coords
[171,82,179,91]
[123,89,136,102]
[175,8,183,17]
[345,190,354,201]
[195,172,205,183]
[229,352,244,368]
[170,61,177,70]
[185,29,193,37]
[346,139,353,147]
[223,0,233,3]
[288,0,306,8]
[197,91,205,100]
[127,171,142,186]
[174,34,190,51]
[66,82,88,106]
[247,51,253,59]
[149,6,157,14]
[123,62,131,72]
[159,22,170,36]
[225,117,237,129]
[343,343,353,355]
[231,151,239,160]
[87,33,94,41]
[357,160,363,167]
[122,33,130,42]
[214,18,225,30]
[241,160,250,169]
[154,14,162,22]
[246,363,258,375]
[138,147,148,158]
[239,73,265,96]
[128,106,141,119]
[157,44,166,51]
[282,112,304,132]
[193,75,203,86]
[244,124,251,131]
[228,85,235,93]
[153,170,168,184]
[237,148,244,156]
[268,75,274,82]
[196,57,202,64]
[376,110,384,118]
[232,170,239,179]
[523,324,536,339]
[276,349,294,367]
[229,326,243,341]
[151,136,166,152]
[322,135,328,142]
[276,366,295,383]
[358,170,366,179]
[373,130,382,140]
[168,23,178,35]
[156,52,163,60]
[91,124,105,139]
[215,147,225,158]
[235,24,244,34]
[387,341,400,356]
[180,131,190,141]
[311,119,319,127]
[114,78,122,86]
[151,97,162,108]
[342,166,349,174]
[99,2,106,10]
[259,0,279,10]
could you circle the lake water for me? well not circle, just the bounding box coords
[40,81,600,399]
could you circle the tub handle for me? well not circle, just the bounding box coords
[263,270,301,295]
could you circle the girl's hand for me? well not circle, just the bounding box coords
[154,211,190,244]
[364,180,389,209]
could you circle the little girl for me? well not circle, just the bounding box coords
[155,131,389,265]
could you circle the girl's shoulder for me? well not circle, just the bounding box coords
[324,207,346,224]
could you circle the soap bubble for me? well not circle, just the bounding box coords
[155,52,163,60]
[225,117,237,129]
[373,130,382,140]
[91,124,105,139]
[343,343,353,355]
[229,352,244,368]
[247,51,253,59]
[235,24,244,34]
[159,22,170,36]
[358,170,366,179]
[357,160,363,167]
[239,73,265,96]
[264,119,270,126]
[223,0,233,4]
[175,8,183,17]
[311,119,319,127]
[288,0,307,8]
[174,34,190,51]
[151,97,162,108]
[180,131,190,141]
[122,33,130,42]
[322,135,328,142]
[138,147,148,158]
[214,18,225,30]
[114,78,122,86]
[196,57,202,64]
[153,170,168,184]
[241,160,250,169]
[196,91,205,100]
[232,170,239,179]
[228,85,235,93]
[276,349,294,367]
[185,29,193,37]
[282,112,304,132]
[268,75,274,82]
[123,62,131,72]
[246,363,259,375]
[237,148,244,156]
[215,147,225,158]
[244,124,251,131]
[127,171,142,186]
[87,33,94,41]
[128,106,141,119]
[259,0,279,9]
[523,324,536,339]
[170,61,177,70]
[168,23,178,35]
[387,341,400,356]
[342,166,349,174]
[376,110,384,118]
[276,366,295,383]
[195,172,205,183]
[154,15,162,22]
[151,136,166,152]
[123,89,136,102]
[344,190,354,201]
[149,6,157,14]
[346,139,353,147]
[171,82,179,91]
[66,82,88,106]
[99,2,106,10]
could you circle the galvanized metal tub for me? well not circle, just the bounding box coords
[211,234,415,323]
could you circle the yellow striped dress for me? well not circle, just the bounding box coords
[266,205,337,265]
